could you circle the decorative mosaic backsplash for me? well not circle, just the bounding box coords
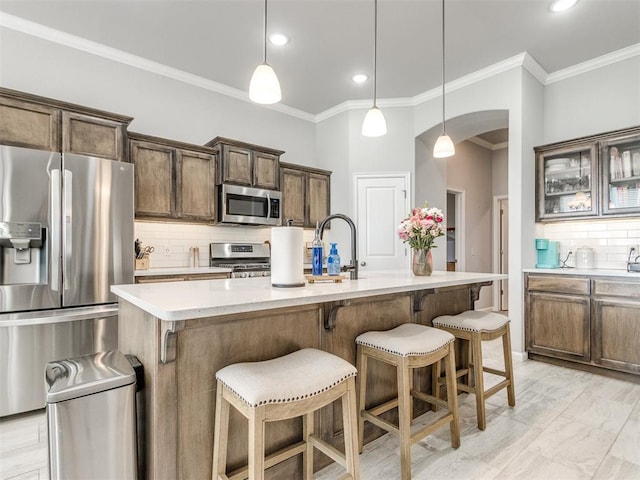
[540,218,640,269]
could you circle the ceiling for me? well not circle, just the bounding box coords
[1,0,639,115]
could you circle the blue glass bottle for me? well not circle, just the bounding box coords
[311,223,323,276]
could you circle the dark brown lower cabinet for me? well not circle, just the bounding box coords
[527,292,590,362]
[525,273,640,378]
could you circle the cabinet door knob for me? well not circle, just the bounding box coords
[360,261,367,266]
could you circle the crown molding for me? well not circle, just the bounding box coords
[0,12,316,123]
[545,43,640,85]
[468,136,509,151]
[3,11,637,126]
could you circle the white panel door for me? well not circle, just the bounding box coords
[355,174,410,271]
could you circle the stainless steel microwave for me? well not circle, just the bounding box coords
[217,184,282,226]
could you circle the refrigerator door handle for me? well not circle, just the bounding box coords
[63,169,73,291]
[50,169,61,292]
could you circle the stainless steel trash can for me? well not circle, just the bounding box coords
[46,350,138,480]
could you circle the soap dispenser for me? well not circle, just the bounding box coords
[327,243,341,276]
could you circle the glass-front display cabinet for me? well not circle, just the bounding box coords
[601,131,640,215]
[536,143,598,221]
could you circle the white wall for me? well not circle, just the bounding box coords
[0,28,317,166]
[447,141,494,308]
[492,148,508,196]
[544,57,640,143]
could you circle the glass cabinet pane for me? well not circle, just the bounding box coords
[536,144,597,220]
[602,133,640,214]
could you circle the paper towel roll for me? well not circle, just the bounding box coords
[271,226,305,287]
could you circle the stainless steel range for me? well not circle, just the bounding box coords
[209,242,270,278]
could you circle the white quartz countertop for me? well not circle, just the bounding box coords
[112,270,505,321]
[523,268,640,278]
[134,266,232,277]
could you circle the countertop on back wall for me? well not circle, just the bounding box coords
[134,266,232,277]
[523,268,639,278]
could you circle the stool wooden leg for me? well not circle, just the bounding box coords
[356,345,367,453]
[432,359,442,412]
[471,333,486,430]
[303,411,314,480]
[464,338,472,389]
[342,376,360,479]
[212,384,230,480]
[444,343,460,448]
[248,407,266,480]
[397,358,412,480]
[503,327,516,407]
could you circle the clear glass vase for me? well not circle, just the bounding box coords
[412,249,433,276]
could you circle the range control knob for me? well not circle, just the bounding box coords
[236,272,247,279]
[248,271,256,278]
[262,271,269,277]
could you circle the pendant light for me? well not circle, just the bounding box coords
[249,0,281,104]
[362,0,387,137]
[433,0,455,158]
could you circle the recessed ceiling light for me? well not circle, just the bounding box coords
[352,73,368,84]
[549,0,579,13]
[269,33,289,46]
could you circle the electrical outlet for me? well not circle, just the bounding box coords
[159,245,171,256]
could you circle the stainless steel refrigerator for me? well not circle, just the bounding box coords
[0,145,134,417]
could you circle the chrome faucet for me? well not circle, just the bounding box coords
[318,213,358,280]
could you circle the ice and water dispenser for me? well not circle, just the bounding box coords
[0,221,46,285]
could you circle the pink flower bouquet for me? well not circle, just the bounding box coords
[397,203,445,250]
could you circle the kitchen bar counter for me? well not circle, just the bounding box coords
[112,270,504,480]
[113,270,504,321]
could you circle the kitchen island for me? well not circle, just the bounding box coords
[112,270,505,480]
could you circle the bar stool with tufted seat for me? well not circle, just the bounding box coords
[432,310,516,431]
[212,348,360,480]
[355,323,460,480]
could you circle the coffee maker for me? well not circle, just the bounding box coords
[536,238,560,268]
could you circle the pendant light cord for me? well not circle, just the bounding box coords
[373,0,378,107]
[441,0,446,134]
[263,0,268,64]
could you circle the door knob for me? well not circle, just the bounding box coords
[360,261,366,266]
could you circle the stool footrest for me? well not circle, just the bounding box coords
[410,413,454,445]
[411,389,448,410]
[362,410,400,436]
[368,397,399,417]
[227,441,306,480]
[483,366,507,377]
[484,379,511,399]
[308,434,346,468]
[456,382,475,394]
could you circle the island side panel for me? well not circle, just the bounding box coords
[118,300,179,480]
[175,304,323,480]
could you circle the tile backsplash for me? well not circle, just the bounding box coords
[540,218,640,269]
[134,221,316,268]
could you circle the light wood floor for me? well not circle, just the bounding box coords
[2,339,639,480]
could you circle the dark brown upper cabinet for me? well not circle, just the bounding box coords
[129,132,217,223]
[205,137,283,190]
[0,87,131,161]
[280,162,331,228]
